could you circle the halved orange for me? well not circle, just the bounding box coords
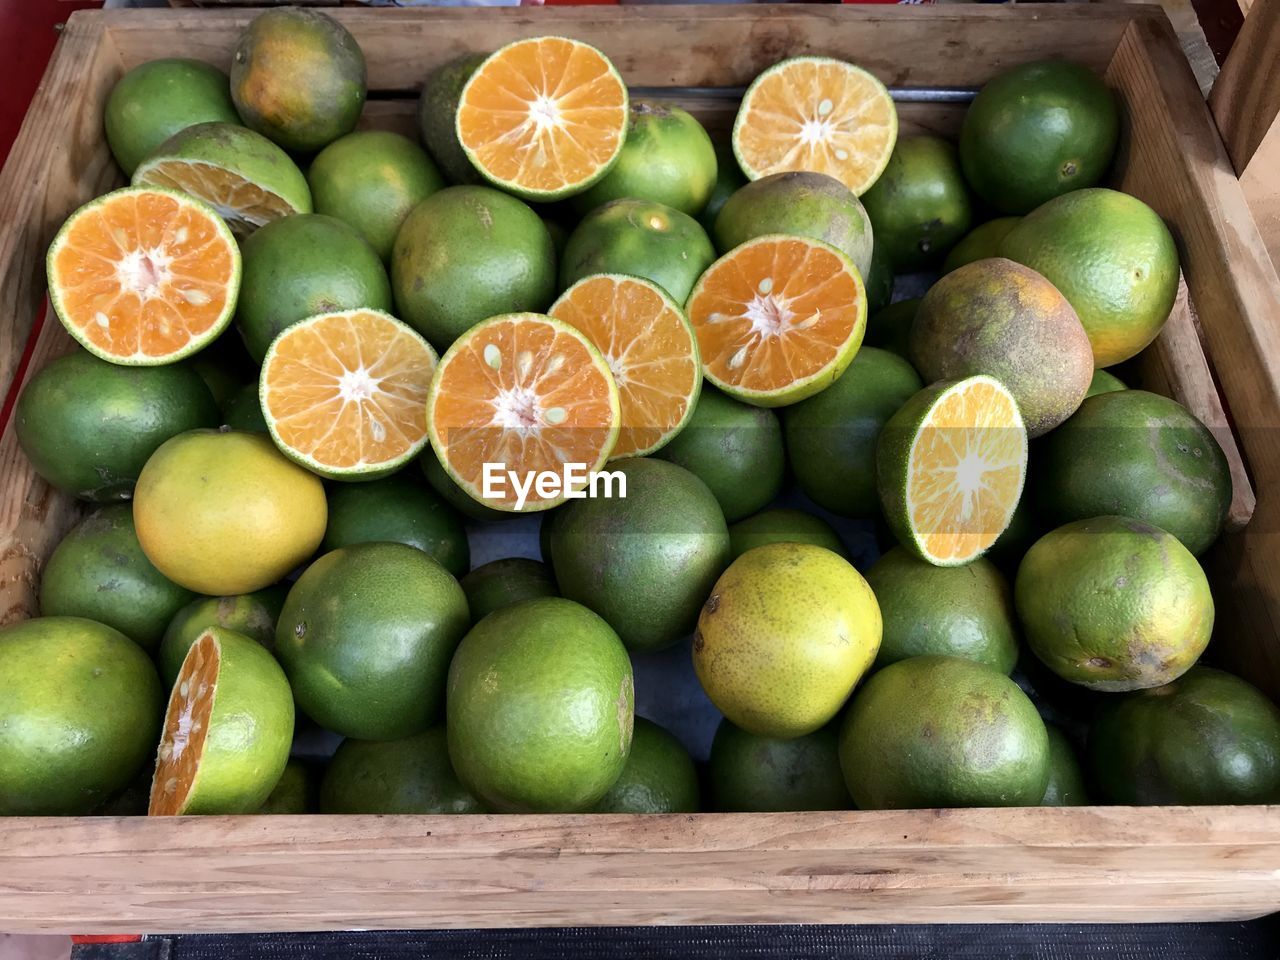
[260,309,438,480]
[685,234,866,407]
[550,274,700,458]
[733,56,898,196]
[426,313,621,512]
[46,186,240,365]
[877,375,1028,567]
[456,37,628,201]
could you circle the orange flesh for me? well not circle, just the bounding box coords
[909,380,1026,564]
[457,37,627,194]
[735,59,896,193]
[550,276,699,458]
[137,160,297,238]
[430,315,618,509]
[686,237,862,394]
[262,310,436,472]
[49,190,236,360]
[149,631,219,816]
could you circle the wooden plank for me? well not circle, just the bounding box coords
[1,807,1278,932]
[1207,0,1279,174]
[1241,120,1280,267]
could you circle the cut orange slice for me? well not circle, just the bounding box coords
[685,234,866,407]
[733,56,898,196]
[260,309,438,480]
[550,274,700,458]
[456,37,628,201]
[877,375,1028,567]
[46,186,240,365]
[427,313,621,512]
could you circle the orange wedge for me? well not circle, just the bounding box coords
[46,186,239,365]
[456,37,628,201]
[685,234,866,407]
[877,375,1028,567]
[426,313,621,512]
[550,274,701,458]
[260,309,438,480]
[733,56,898,196]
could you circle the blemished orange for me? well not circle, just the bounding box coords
[46,186,239,364]
[426,313,620,512]
[732,56,898,196]
[456,37,628,200]
[260,309,438,479]
[550,274,701,458]
[685,234,866,407]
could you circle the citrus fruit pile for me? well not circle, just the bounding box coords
[4,13,1276,820]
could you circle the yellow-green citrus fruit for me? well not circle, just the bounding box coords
[320,726,483,814]
[707,718,851,812]
[591,716,700,814]
[1086,368,1127,397]
[460,558,558,624]
[158,587,287,688]
[728,508,845,561]
[258,757,321,814]
[941,217,1020,274]
[1041,724,1089,806]
[699,141,748,232]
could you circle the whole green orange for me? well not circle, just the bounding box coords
[460,558,557,624]
[416,53,485,186]
[707,718,850,812]
[591,717,699,814]
[320,726,483,814]
[728,508,845,561]
[861,136,973,270]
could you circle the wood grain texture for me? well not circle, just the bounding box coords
[1208,0,1279,173]
[1240,121,1280,268]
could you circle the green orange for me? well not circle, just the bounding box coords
[258,758,321,814]
[320,727,483,814]
[941,217,1020,274]
[591,716,699,814]
[864,244,894,315]
[707,719,850,812]
[728,508,845,561]
[416,53,486,186]
[864,297,918,360]
[158,587,286,688]
[699,142,748,232]
[1086,368,1127,397]
[1041,725,1089,806]
[460,558,558,624]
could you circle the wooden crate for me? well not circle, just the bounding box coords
[2,4,1280,933]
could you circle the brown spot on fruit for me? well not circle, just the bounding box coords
[704,594,720,615]
[692,629,705,654]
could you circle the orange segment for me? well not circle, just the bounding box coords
[685,235,865,407]
[427,313,620,512]
[135,161,301,238]
[261,309,438,479]
[733,56,898,196]
[149,631,217,816]
[550,274,700,458]
[456,37,628,200]
[46,186,240,365]
[909,377,1027,564]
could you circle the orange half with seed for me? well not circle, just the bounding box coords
[426,313,621,512]
[550,274,701,458]
[456,36,629,201]
[685,234,866,407]
[46,186,240,365]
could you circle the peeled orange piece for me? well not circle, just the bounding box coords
[427,313,620,512]
[550,274,701,458]
[260,309,438,479]
[46,186,239,364]
[456,36,628,200]
[733,56,898,196]
[685,234,866,407]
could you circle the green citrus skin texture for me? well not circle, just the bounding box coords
[416,54,485,186]
[15,350,218,501]
[864,244,894,315]
[258,758,321,814]
[222,383,269,433]
[707,718,851,812]
[320,726,483,814]
[461,558,558,624]
[1088,667,1280,805]
[1086,368,1127,398]
[941,217,1020,274]
[864,298,919,361]
[236,214,391,362]
[1000,188,1179,367]
[276,542,470,740]
[656,387,784,522]
[391,186,555,350]
[910,258,1092,437]
[839,655,1050,809]
[1041,724,1089,806]
[700,142,748,232]
[447,597,635,813]
[158,587,287,688]
[1015,516,1214,692]
[713,171,874,279]
[1037,390,1231,556]
[105,58,240,176]
[39,505,194,653]
[308,131,444,261]
[694,542,881,739]
[784,347,922,516]
[560,198,716,304]
[591,716,700,814]
[985,493,1044,574]
[321,472,469,578]
[865,547,1019,674]
[419,451,509,523]
[571,101,718,218]
[860,136,973,270]
[728,508,845,562]
[549,458,731,653]
[960,61,1118,215]
[0,617,162,815]
[230,8,366,154]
